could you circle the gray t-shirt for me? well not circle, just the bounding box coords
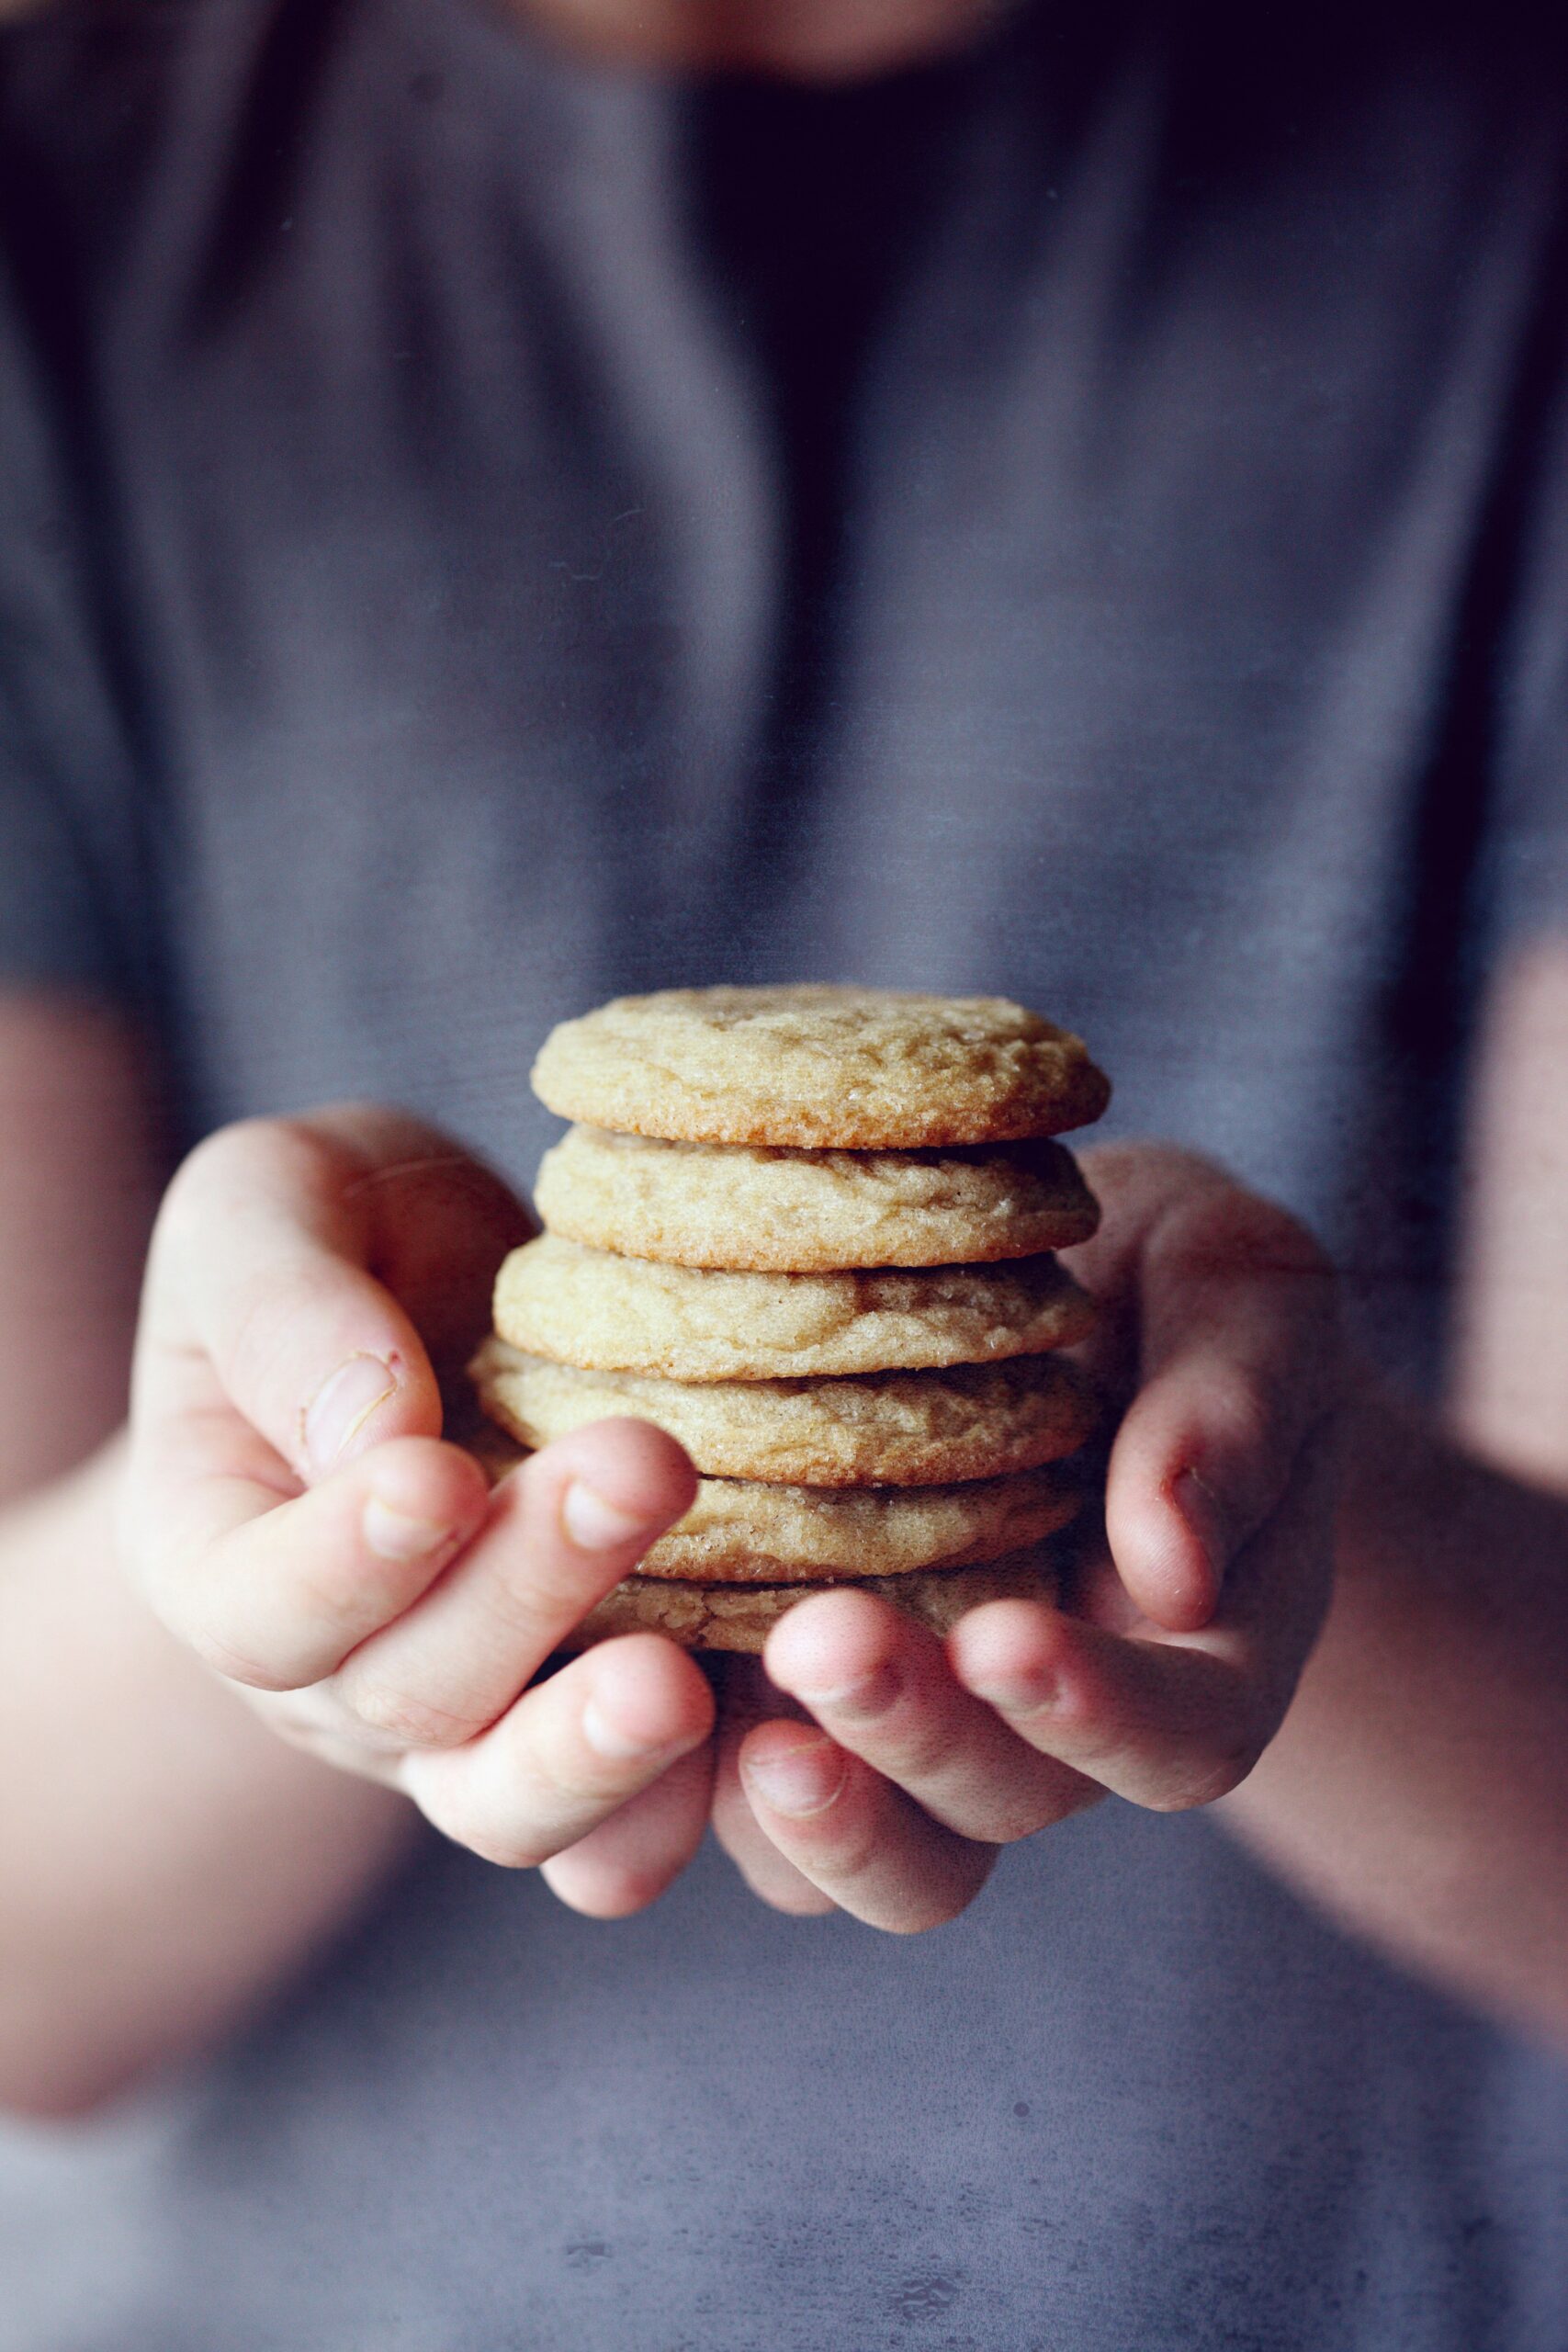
[2,1,1567,2343]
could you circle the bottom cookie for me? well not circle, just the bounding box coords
[559,1551,1063,1655]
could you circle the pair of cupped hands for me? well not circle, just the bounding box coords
[123,1105,1342,1931]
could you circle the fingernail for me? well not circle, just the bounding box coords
[304,1352,397,1474]
[743,1735,848,1818]
[581,1696,679,1762]
[795,1662,901,1722]
[1173,1467,1228,1597]
[362,1495,454,1564]
[562,1479,657,1552]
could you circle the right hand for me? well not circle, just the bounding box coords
[119,1104,717,1916]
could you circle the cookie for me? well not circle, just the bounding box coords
[533,1125,1100,1271]
[466,1418,1076,1580]
[472,1338,1099,1486]
[632,1463,1080,1582]
[531,986,1111,1148]
[492,1234,1096,1380]
[560,1551,1065,1654]
[464,1413,531,1488]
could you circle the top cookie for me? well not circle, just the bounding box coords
[531,986,1111,1148]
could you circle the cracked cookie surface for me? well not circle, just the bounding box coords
[631,1463,1081,1581]
[533,1125,1100,1270]
[492,1234,1096,1379]
[473,1339,1099,1485]
[531,986,1111,1148]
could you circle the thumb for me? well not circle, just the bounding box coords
[1097,1172,1339,1632]
[136,1108,518,1484]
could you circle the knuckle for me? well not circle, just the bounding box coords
[228,1113,356,1193]
[551,1750,634,1811]
[1182,1182,1325,1277]
[890,1891,973,1936]
[816,1814,883,1887]
[246,1690,385,1777]
[1259,1207,1336,1297]
[1238,1211,1344,1372]
[469,1557,557,1652]
[164,1116,322,1226]
[1201,1366,1278,1462]
[557,1864,669,1919]
[263,1114,378,1211]
[887,1857,995,1934]
[870,1720,954,1786]
[1153,1732,1260,1812]
[336,1671,479,1751]
[184,1616,298,1693]
[414,1770,553,1870]
[966,1792,1069,1844]
[157,1118,362,1303]
[448,1811,551,1871]
[766,1883,839,1918]
[1232,1195,1327,1276]
[953,1807,1027,1847]
[250,1704,333,1762]
[1165,1187,1338,1335]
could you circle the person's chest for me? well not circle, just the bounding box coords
[67,1,1559,1301]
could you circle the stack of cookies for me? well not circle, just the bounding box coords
[470,987,1111,1653]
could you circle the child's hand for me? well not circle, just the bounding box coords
[120,1106,718,1915]
[709,1145,1343,1929]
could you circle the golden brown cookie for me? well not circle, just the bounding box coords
[631,1463,1080,1582]
[472,1338,1099,1486]
[560,1550,1065,1654]
[464,1417,1075,1579]
[531,986,1111,1148]
[533,1125,1100,1270]
[492,1235,1096,1380]
[464,1413,529,1488]
[459,1430,1073,1646]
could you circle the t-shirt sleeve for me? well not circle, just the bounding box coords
[0,241,146,1002]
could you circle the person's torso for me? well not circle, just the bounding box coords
[2,2,1567,2342]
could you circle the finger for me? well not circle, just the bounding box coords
[1167,1406,1339,1686]
[309,1104,533,1367]
[1097,1172,1337,1631]
[130,1433,492,1690]
[950,1577,1298,1813]
[136,1105,526,1486]
[1035,1399,1337,1786]
[328,1419,698,1745]
[400,1633,715,1869]
[762,1589,1098,1842]
[139,1118,439,1480]
[540,1739,716,1917]
[709,1661,838,1916]
[739,1723,995,1932]
[1059,1143,1234,1392]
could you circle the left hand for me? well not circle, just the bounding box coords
[689,1143,1343,1930]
